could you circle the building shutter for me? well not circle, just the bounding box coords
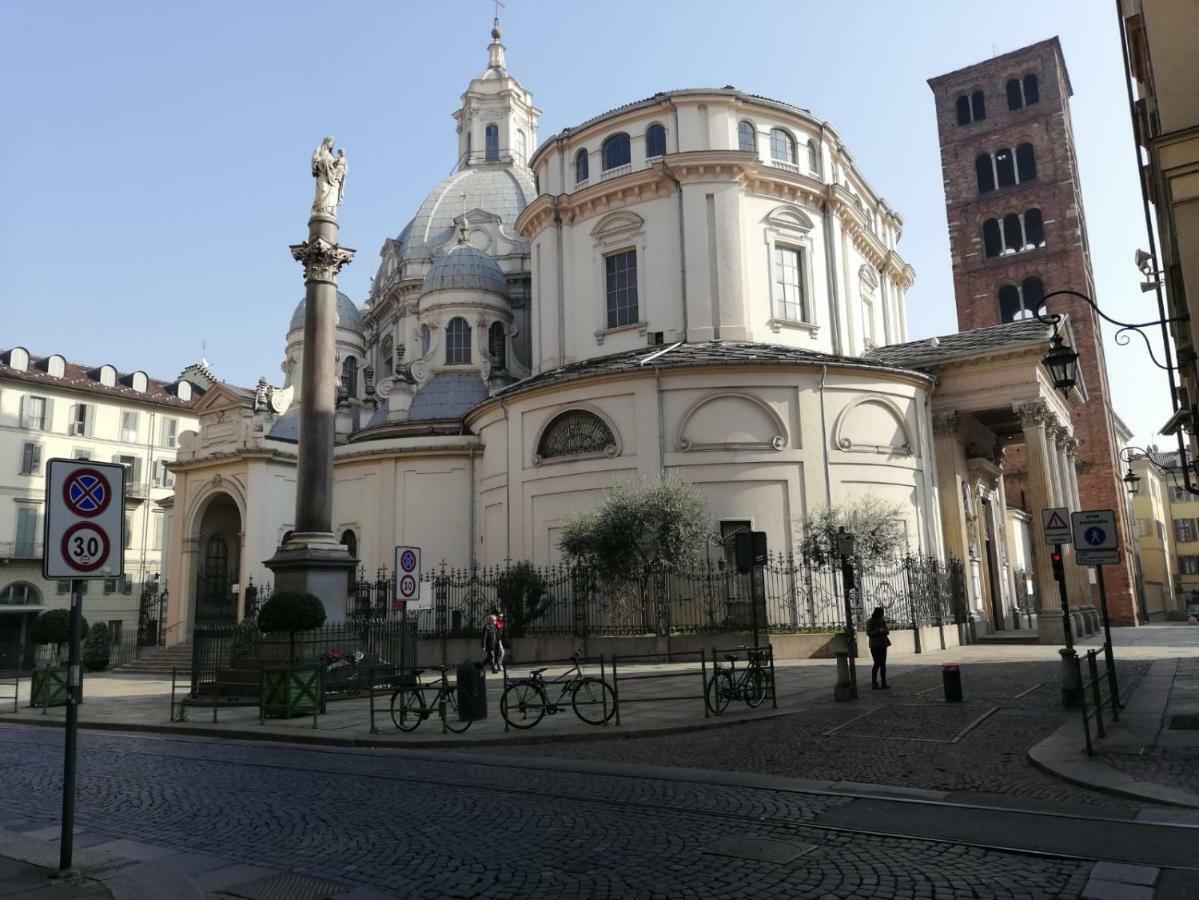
[42,398,54,432]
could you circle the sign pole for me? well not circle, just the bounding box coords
[1096,564,1121,710]
[58,579,83,874]
[1054,543,1074,651]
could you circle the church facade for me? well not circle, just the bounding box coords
[164,29,1099,644]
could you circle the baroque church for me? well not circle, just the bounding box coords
[166,26,1100,645]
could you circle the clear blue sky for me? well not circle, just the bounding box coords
[0,0,1170,446]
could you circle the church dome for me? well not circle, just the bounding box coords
[289,291,363,333]
[422,244,508,296]
[398,166,535,262]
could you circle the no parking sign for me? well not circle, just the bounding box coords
[393,545,421,611]
[43,459,125,579]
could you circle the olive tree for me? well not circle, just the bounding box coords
[797,496,907,569]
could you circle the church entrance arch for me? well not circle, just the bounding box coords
[193,493,241,627]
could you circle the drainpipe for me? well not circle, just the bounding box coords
[665,97,690,341]
[822,195,844,356]
[555,136,567,367]
[819,365,833,507]
[654,366,667,475]
[500,396,512,560]
[468,445,477,567]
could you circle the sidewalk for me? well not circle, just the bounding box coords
[1030,626,1199,809]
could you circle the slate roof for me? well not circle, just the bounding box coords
[408,372,490,422]
[864,320,1055,369]
[266,406,301,442]
[0,348,200,410]
[289,291,363,333]
[422,244,508,295]
[489,341,928,403]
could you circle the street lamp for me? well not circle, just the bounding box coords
[1042,332,1080,397]
[1122,467,1142,497]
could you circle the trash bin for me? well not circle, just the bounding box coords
[456,660,487,721]
[942,664,962,702]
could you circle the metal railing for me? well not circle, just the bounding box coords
[0,541,43,560]
[1075,642,1122,756]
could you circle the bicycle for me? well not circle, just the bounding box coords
[390,664,472,734]
[500,652,616,730]
[706,648,769,714]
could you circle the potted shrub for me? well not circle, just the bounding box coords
[28,609,88,708]
[82,623,112,673]
[256,592,327,718]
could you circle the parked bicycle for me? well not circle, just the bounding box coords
[500,652,616,729]
[390,664,471,734]
[706,647,769,714]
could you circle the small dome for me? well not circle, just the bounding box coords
[422,244,508,296]
[289,291,363,333]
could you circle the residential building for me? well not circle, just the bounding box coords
[1130,456,1176,618]
[0,347,200,669]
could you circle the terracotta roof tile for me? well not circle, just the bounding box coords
[0,348,201,410]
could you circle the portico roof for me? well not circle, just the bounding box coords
[865,320,1055,369]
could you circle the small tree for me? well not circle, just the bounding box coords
[559,474,708,629]
[28,609,89,665]
[257,592,326,662]
[82,623,112,672]
[798,496,907,569]
[495,562,549,638]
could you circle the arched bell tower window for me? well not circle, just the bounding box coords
[536,409,618,463]
[485,124,499,161]
[446,317,471,365]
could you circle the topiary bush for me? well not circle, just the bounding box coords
[257,592,326,662]
[82,623,112,672]
[28,609,89,664]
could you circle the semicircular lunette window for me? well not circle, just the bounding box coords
[537,410,617,461]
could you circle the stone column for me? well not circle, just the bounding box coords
[933,413,977,641]
[266,141,357,621]
[1015,401,1069,645]
[1064,436,1098,632]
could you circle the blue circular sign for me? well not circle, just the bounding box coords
[1084,527,1106,547]
[63,469,111,518]
[400,550,417,572]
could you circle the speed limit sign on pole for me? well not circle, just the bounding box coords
[43,459,125,579]
[393,545,421,611]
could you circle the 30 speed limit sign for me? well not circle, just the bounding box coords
[43,459,125,579]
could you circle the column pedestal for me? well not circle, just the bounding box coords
[265,532,355,622]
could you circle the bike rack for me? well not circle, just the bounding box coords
[710,644,778,712]
[609,649,710,725]
[498,654,613,731]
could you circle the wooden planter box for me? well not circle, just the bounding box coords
[30,666,73,708]
[261,662,325,719]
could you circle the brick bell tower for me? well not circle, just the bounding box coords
[928,38,1140,626]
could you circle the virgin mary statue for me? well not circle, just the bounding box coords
[311,137,347,216]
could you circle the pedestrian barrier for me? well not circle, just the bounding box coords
[609,650,709,726]
[708,645,778,714]
[1074,642,1121,756]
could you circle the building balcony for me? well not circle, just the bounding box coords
[600,163,632,181]
[0,541,43,561]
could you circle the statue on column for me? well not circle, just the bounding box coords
[311,137,348,216]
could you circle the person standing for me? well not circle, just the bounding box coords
[494,608,507,671]
[866,606,891,690]
[481,613,502,674]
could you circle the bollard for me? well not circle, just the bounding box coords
[942,664,962,702]
[834,650,857,702]
[1060,648,1082,709]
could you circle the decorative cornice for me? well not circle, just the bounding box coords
[291,236,355,285]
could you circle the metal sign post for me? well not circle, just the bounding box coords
[41,459,124,875]
[1072,510,1122,710]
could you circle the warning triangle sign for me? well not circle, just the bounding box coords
[1046,511,1068,530]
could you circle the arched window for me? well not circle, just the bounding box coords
[516,129,527,164]
[0,582,40,606]
[995,147,1016,188]
[419,324,431,357]
[205,536,229,577]
[1022,74,1039,105]
[972,89,986,121]
[770,128,796,165]
[537,409,617,461]
[380,336,394,377]
[601,133,631,171]
[975,154,995,193]
[645,123,666,159]
[445,317,471,365]
[1003,214,1023,254]
[998,284,1023,322]
[807,139,821,175]
[1024,207,1045,247]
[340,529,358,560]
[997,277,1046,322]
[1006,78,1024,111]
[956,95,971,126]
[1021,276,1044,315]
[341,356,358,398]
[1016,143,1036,182]
[738,120,756,153]
[575,149,589,184]
[488,321,506,370]
[485,124,499,161]
[982,218,1003,258]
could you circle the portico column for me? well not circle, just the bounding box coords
[1063,436,1096,630]
[1015,400,1067,644]
[932,413,971,564]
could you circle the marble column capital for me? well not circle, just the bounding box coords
[932,412,962,437]
[291,236,356,285]
[1064,436,1081,459]
[1014,399,1051,428]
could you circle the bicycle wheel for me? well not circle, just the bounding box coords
[441,688,473,734]
[390,688,426,732]
[743,666,768,709]
[571,677,617,725]
[706,671,733,715]
[500,680,547,730]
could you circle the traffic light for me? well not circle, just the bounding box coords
[1051,548,1065,581]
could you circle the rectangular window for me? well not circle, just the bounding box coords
[1136,518,1151,539]
[108,620,123,646]
[1174,518,1197,542]
[1173,486,1189,503]
[605,249,639,329]
[73,448,92,461]
[117,454,138,494]
[15,507,38,557]
[120,411,139,443]
[161,417,178,448]
[1181,556,1199,575]
[860,296,876,347]
[19,442,42,476]
[104,578,115,595]
[20,396,47,430]
[124,514,133,550]
[773,245,806,321]
[71,404,90,436]
[153,512,165,550]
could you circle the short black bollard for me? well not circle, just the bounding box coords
[942,664,963,702]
